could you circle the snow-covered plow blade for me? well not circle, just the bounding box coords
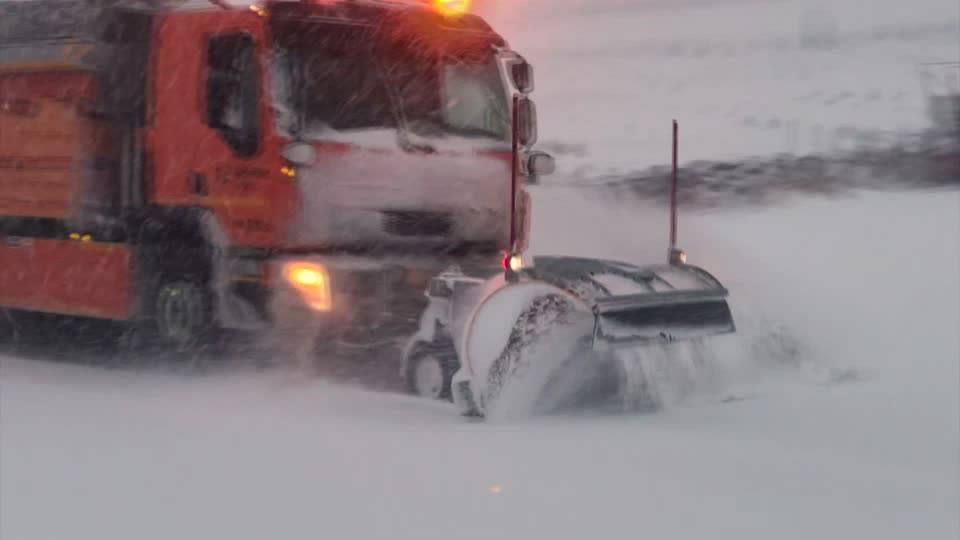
[592,283,734,347]
[533,258,736,348]
[451,257,735,418]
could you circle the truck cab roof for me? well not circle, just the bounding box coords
[0,0,503,45]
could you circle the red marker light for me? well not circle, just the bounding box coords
[502,253,523,273]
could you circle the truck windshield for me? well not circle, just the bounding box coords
[270,44,510,143]
[443,59,510,139]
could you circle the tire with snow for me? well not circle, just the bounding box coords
[406,342,456,400]
[153,279,214,351]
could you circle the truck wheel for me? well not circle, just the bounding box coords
[155,280,213,350]
[406,345,455,400]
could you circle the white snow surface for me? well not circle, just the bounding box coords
[477,0,960,179]
[2,187,958,540]
[2,1,959,538]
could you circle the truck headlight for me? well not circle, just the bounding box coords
[284,262,332,311]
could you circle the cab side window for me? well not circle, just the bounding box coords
[206,33,259,157]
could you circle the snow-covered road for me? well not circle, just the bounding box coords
[2,0,958,538]
[2,187,957,540]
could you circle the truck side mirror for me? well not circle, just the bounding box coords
[516,97,538,147]
[511,61,534,94]
[525,151,555,177]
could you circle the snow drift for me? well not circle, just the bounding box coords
[2,187,957,540]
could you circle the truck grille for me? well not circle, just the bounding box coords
[381,211,452,237]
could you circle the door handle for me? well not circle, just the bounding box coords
[188,171,208,196]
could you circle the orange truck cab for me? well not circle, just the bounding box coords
[0,0,549,351]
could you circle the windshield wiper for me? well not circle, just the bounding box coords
[396,131,437,155]
[376,60,439,155]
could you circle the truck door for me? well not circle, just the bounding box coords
[150,15,288,248]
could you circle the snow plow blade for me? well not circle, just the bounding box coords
[593,289,735,347]
[448,257,737,418]
[529,257,736,347]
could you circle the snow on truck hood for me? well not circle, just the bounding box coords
[288,132,512,249]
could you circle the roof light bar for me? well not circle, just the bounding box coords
[431,0,470,17]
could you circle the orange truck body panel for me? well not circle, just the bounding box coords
[0,69,131,319]
[0,239,132,319]
[0,71,113,219]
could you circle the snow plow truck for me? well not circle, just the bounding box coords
[0,0,735,417]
